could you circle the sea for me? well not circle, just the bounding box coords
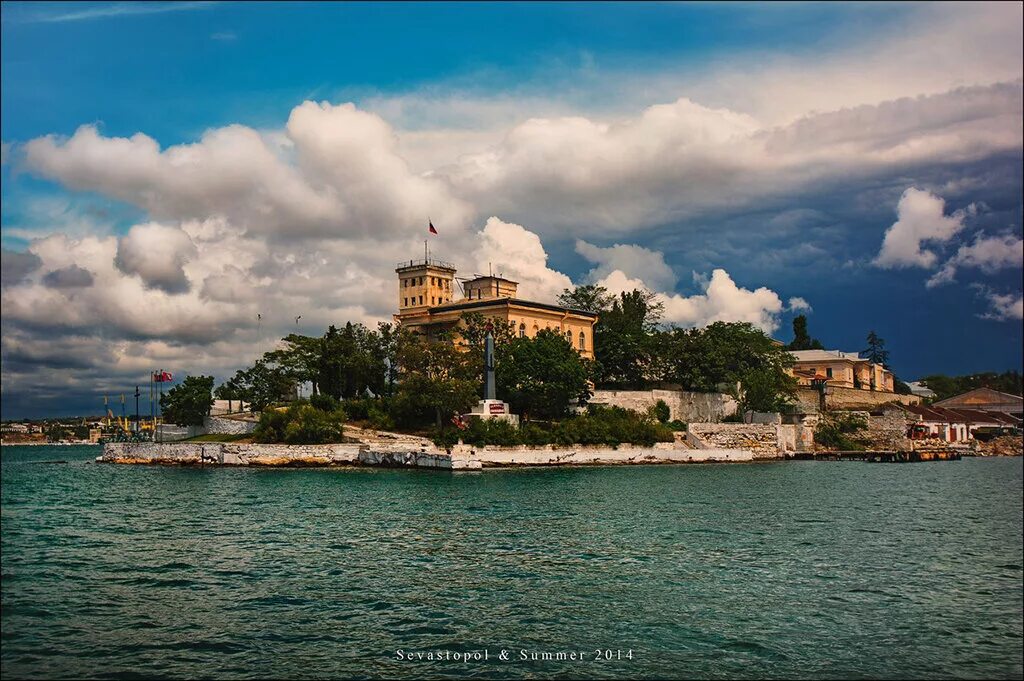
[2,445,1021,679]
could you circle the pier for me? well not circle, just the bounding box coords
[791,450,963,462]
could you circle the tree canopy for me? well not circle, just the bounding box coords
[160,375,215,426]
[497,329,592,420]
[657,321,797,410]
[787,314,825,350]
[919,371,1023,400]
[861,330,889,367]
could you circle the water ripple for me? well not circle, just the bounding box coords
[2,446,1022,680]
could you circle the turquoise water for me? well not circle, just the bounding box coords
[2,446,1021,680]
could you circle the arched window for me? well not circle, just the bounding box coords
[565,330,572,343]
[519,323,526,338]
[578,331,586,350]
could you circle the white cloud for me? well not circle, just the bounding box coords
[115,223,197,294]
[468,217,572,302]
[926,232,1024,287]
[787,297,812,312]
[21,1,215,24]
[976,288,1024,321]
[575,240,677,291]
[874,188,973,268]
[596,267,786,333]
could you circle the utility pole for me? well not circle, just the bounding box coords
[134,386,140,435]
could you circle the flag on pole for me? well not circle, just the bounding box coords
[428,220,438,235]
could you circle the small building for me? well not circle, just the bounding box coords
[901,404,1021,442]
[788,349,895,392]
[932,387,1023,419]
[394,258,598,359]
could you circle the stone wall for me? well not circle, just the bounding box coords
[863,407,912,451]
[103,442,362,466]
[794,387,921,413]
[204,415,257,435]
[450,443,754,465]
[589,389,737,423]
[686,423,784,459]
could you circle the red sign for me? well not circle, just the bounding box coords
[488,403,505,414]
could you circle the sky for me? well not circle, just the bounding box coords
[1,1,1022,419]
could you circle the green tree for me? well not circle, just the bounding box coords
[234,361,294,412]
[919,370,1023,400]
[787,314,824,350]
[591,288,664,387]
[159,375,215,426]
[558,285,615,315]
[861,330,889,367]
[497,329,593,420]
[254,402,346,444]
[391,330,479,428]
[659,322,796,407]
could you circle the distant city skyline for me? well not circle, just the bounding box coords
[2,1,1022,418]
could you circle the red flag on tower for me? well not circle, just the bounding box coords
[428,220,438,235]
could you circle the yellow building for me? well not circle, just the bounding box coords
[788,349,895,392]
[394,258,598,359]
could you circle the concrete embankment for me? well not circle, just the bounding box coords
[100,441,759,470]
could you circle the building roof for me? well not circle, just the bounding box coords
[463,274,519,286]
[790,349,870,363]
[424,296,599,318]
[932,387,1023,412]
[901,403,1021,426]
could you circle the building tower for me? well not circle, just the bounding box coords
[396,256,457,312]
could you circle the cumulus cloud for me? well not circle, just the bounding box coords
[42,265,94,289]
[438,83,1020,236]
[874,188,973,268]
[115,223,197,293]
[467,217,573,302]
[926,232,1024,287]
[22,102,474,240]
[575,240,677,291]
[596,267,786,333]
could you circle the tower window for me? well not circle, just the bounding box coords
[578,331,586,350]
[404,297,408,307]
[419,296,423,305]
[565,330,571,343]
[519,323,526,338]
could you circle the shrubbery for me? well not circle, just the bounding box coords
[254,401,346,444]
[650,399,671,424]
[815,412,868,451]
[433,404,674,448]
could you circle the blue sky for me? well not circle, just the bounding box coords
[1,1,1022,418]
